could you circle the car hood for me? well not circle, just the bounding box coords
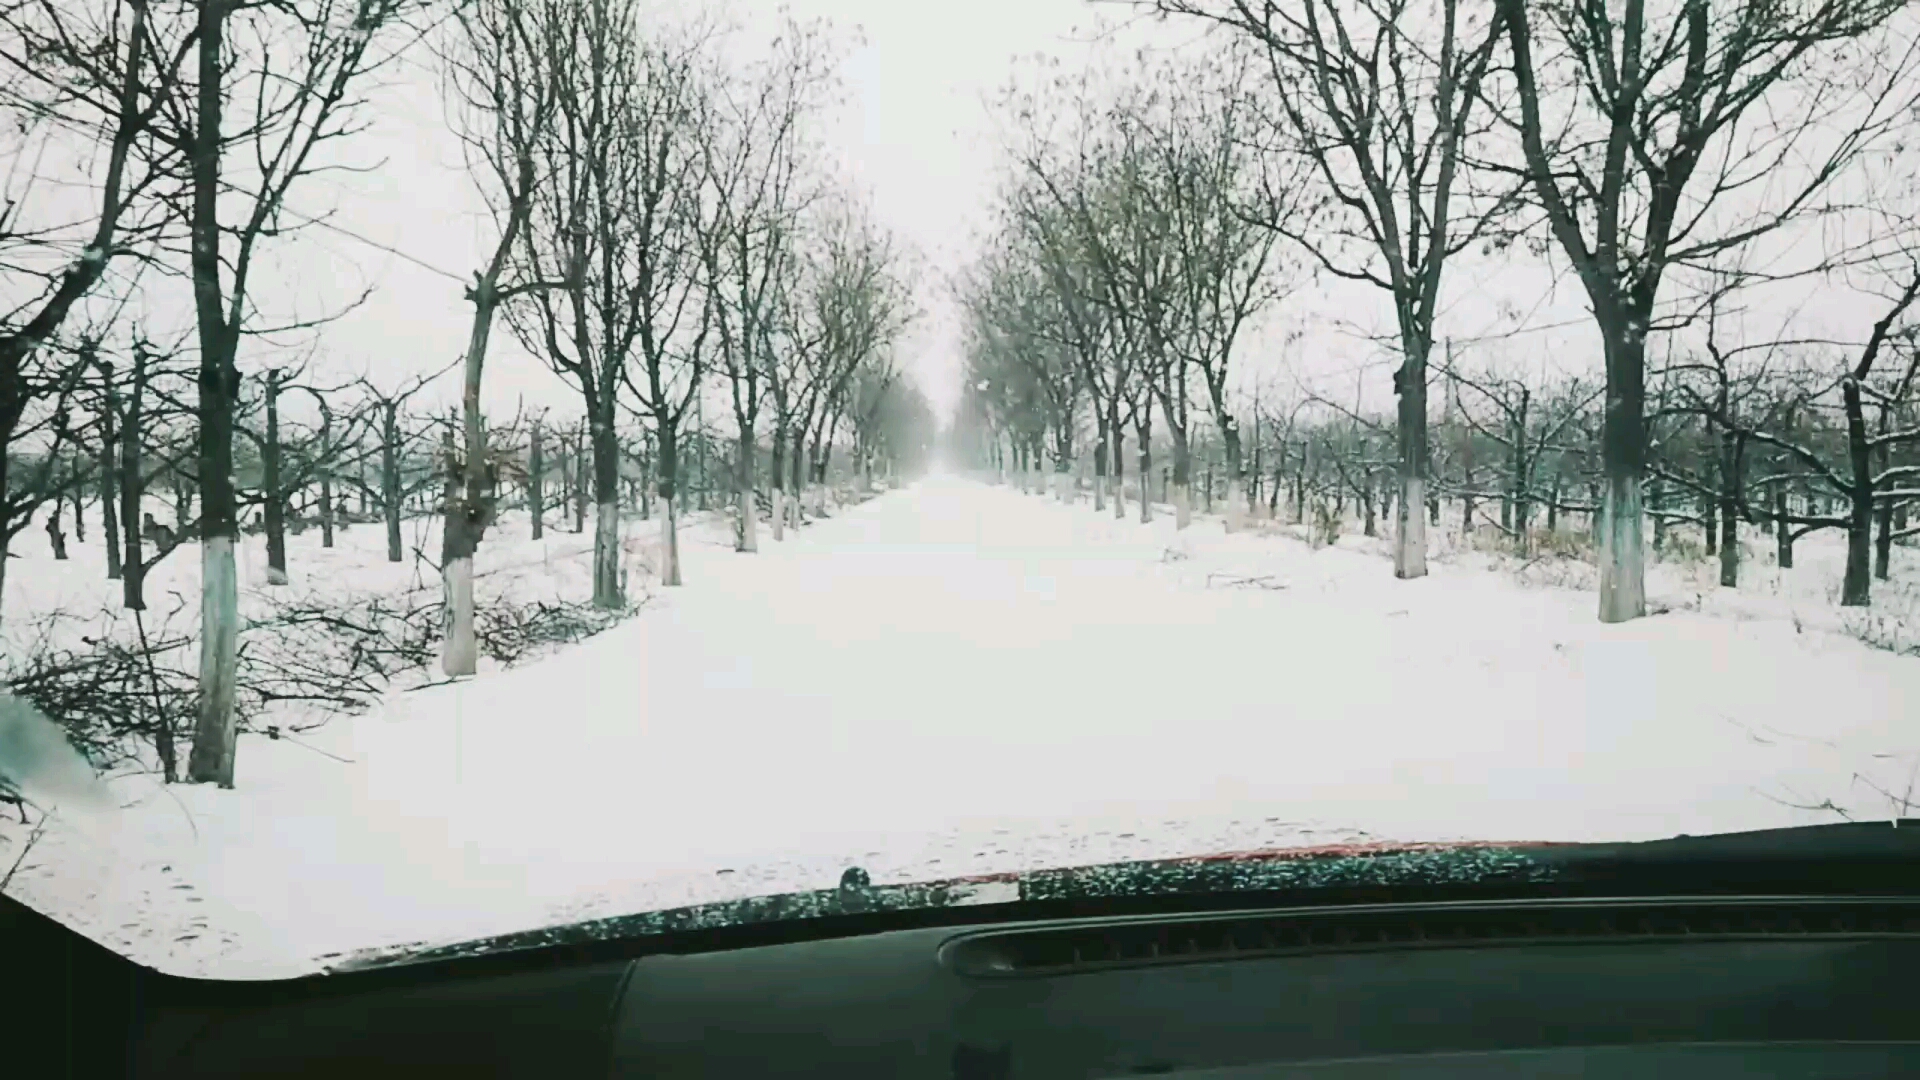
[324,819,1920,973]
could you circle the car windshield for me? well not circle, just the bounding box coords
[4,0,1920,982]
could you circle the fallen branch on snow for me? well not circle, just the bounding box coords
[1204,572,1289,591]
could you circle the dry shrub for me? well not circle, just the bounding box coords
[1310,499,1341,549]
[1528,528,1594,560]
[2,587,635,792]
[1655,531,1709,566]
[1840,573,1920,657]
[1460,523,1510,553]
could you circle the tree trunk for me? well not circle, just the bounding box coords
[1774,482,1793,569]
[1649,476,1666,553]
[1595,328,1648,623]
[1873,442,1893,581]
[1170,428,1192,530]
[318,440,335,550]
[120,351,148,611]
[99,401,122,580]
[657,424,683,587]
[1841,378,1873,607]
[382,403,402,563]
[1093,421,1108,514]
[770,424,787,542]
[789,429,806,531]
[528,418,544,540]
[573,431,588,534]
[68,462,84,544]
[590,401,622,609]
[46,504,69,559]
[736,430,758,553]
[809,431,828,515]
[186,0,241,789]
[1136,419,1154,525]
[263,372,288,586]
[695,428,710,511]
[1391,348,1432,576]
[443,272,505,677]
[1718,429,1740,588]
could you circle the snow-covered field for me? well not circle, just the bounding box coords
[4,473,1919,980]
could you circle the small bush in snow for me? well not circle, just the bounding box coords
[1843,611,1920,656]
[1529,528,1593,561]
[1656,532,1709,566]
[1310,500,1341,549]
[1,585,639,793]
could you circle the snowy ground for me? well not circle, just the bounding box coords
[6,473,1920,980]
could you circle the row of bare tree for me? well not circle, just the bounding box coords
[5,344,898,594]
[954,0,1920,620]
[0,0,928,789]
[962,330,1918,606]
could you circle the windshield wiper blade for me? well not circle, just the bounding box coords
[327,820,1920,973]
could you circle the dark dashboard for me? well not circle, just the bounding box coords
[12,823,1920,1078]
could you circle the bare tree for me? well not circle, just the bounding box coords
[791,201,911,517]
[179,0,426,787]
[511,0,708,600]
[698,19,836,554]
[1145,48,1284,532]
[1155,0,1510,572]
[1002,167,1127,513]
[437,0,570,672]
[0,342,90,613]
[0,0,188,578]
[354,366,450,563]
[1687,254,1920,606]
[1490,0,1919,623]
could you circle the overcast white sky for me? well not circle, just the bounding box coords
[15,0,1916,430]
[283,0,1148,423]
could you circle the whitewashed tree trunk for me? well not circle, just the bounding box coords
[660,494,682,586]
[443,555,478,675]
[737,476,758,553]
[770,488,785,542]
[594,501,621,607]
[195,536,241,788]
[1224,479,1247,534]
[1175,484,1192,530]
[1112,471,1126,520]
[1598,479,1645,622]
[1394,476,1429,579]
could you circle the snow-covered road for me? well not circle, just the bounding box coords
[13,474,1920,978]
